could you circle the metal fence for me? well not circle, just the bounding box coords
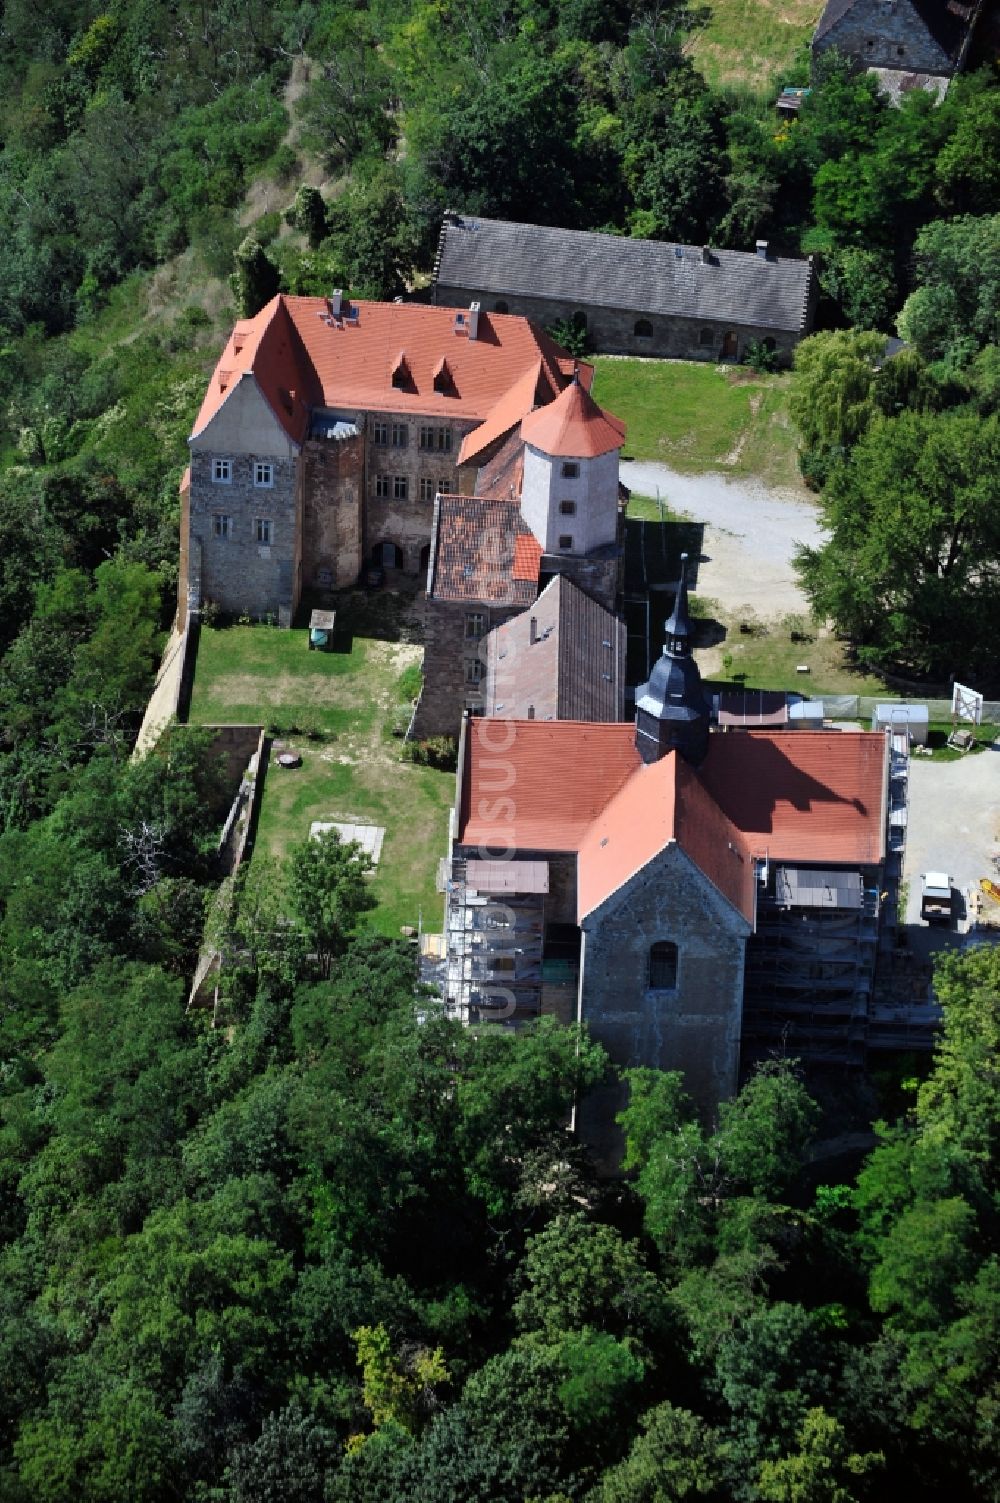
[821,694,1000,725]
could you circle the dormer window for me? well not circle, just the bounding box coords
[390,352,411,389]
[433,356,454,395]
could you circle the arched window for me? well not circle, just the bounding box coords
[494,300,509,314]
[699,327,715,347]
[648,941,678,990]
[634,318,653,339]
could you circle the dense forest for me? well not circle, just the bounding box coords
[0,1,998,1497]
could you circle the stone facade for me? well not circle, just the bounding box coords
[437,283,808,368]
[188,449,300,625]
[538,546,621,614]
[363,412,476,572]
[301,432,364,590]
[411,600,522,740]
[577,842,750,1167]
[812,0,975,76]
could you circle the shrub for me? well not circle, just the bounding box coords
[743,339,778,374]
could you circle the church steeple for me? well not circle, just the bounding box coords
[634,554,710,765]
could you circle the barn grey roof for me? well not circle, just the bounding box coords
[434,215,816,335]
[814,0,979,63]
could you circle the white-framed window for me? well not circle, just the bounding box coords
[420,477,436,501]
[373,421,389,446]
[375,475,390,498]
[391,423,408,449]
[254,461,274,488]
[465,658,484,684]
[561,461,580,479]
[558,534,573,550]
[465,612,486,639]
[559,500,576,515]
[393,475,408,500]
[256,518,272,545]
[212,458,232,484]
[213,514,232,538]
[439,477,451,494]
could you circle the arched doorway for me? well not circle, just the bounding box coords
[373,540,402,569]
[721,331,739,360]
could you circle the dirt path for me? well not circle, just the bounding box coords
[620,460,827,619]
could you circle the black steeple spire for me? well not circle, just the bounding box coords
[634,553,710,765]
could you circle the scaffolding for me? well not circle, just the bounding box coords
[742,886,879,1065]
[443,856,546,1024]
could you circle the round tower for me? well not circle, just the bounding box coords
[635,554,710,765]
[518,373,624,557]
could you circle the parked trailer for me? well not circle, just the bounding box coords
[920,872,953,924]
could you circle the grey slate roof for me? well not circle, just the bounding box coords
[434,216,816,335]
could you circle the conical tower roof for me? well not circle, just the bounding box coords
[520,372,625,459]
[635,554,710,765]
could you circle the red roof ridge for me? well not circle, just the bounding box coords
[520,377,625,459]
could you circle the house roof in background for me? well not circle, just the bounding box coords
[520,377,625,459]
[815,0,979,63]
[428,495,541,606]
[483,575,626,723]
[435,215,816,333]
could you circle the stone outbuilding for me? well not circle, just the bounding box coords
[812,0,984,101]
[432,214,818,367]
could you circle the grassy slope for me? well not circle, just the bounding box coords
[686,0,822,92]
[187,612,454,937]
[592,358,802,490]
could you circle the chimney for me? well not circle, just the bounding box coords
[468,301,481,341]
[700,246,711,264]
[330,289,343,316]
[529,616,538,645]
[755,240,770,259]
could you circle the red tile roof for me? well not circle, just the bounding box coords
[459,724,885,919]
[191,297,318,444]
[576,753,754,922]
[193,295,583,453]
[429,495,540,606]
[512,533,543,581]
[282,296,575,422]
[459,720,641,852]
[699,731,887,864]
[519,377,625,459]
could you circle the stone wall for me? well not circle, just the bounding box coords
[189,451,299,624]
[436,283,811,366]
[301,433,364,589]
[813,0,957,74]
[364,409,480,572]
[411,599,522,739]
[577,843,750,1169]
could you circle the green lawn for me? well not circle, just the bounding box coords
[686,0,821,92]
[706,616,888,698]
[593,358,801,490]
[186,603,455,937]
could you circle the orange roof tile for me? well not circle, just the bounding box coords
[577,753,754,922]
[699,731,887,864]
[191,297,318,444]
[520,377,625,459]
[512,533,543,581]
[281,296,575,422]
[457,360,547,466]
[459,720,641,853]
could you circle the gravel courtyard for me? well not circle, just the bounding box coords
[620,459,827,618]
